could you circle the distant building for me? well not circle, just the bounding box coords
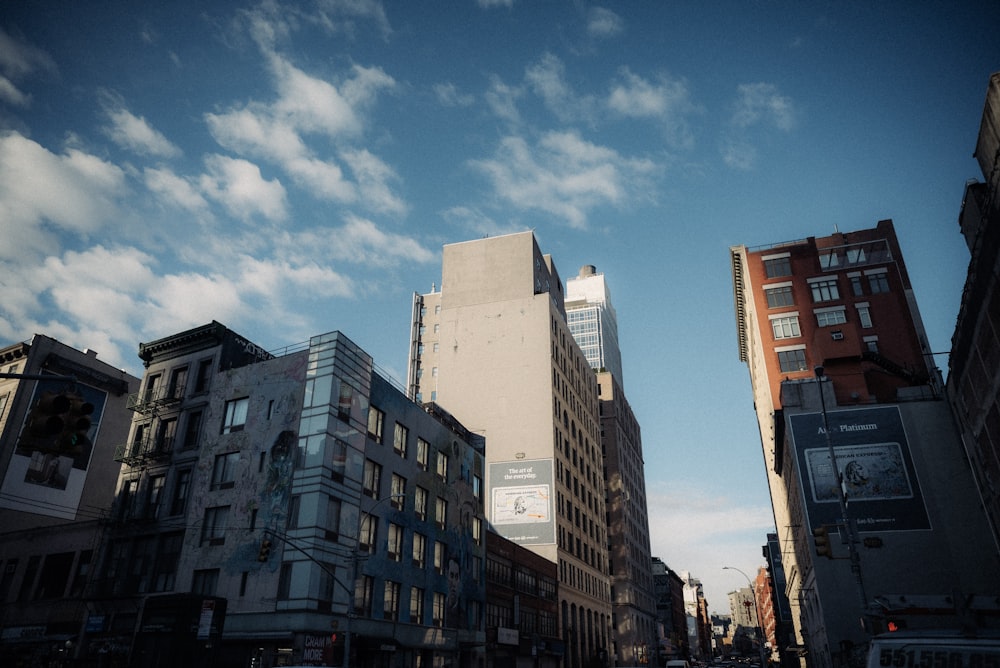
[731,221,1000,668]
[96,322,485,668]
[762,533,796,668]
[949,71,1000,552]
[408,231,611,667]
[652,557,687,664]
[0,335,139,666]
[567,264,657,666]
[566,265,624,382]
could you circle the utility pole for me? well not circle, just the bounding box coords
[814,367,869,614]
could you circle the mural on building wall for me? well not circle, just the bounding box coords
[789,405,930,532]
[0,379,108,519]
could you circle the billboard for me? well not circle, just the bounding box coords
[489,458,554,545]
[788,406,930,532]
[0,379,109,519]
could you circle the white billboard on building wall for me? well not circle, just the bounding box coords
[489,458,555,545]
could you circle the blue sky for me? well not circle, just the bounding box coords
[1,1,997,612]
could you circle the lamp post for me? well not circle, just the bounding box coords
[344,492,404,668]
[722,566,768,668]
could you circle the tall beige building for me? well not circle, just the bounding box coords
[407,231,612,667]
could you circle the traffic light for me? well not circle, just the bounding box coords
[56,393,94,456]
[258,537,272,562]
[20,391,71,453]
[813,525,833,558]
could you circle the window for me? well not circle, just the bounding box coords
[391,474,406,508]
[144,374,161,402]
[416,438,429,470]
[412,532,426,568]
[277,563,293,600]
[473,475,482,500]
[359,513,377,554]
[330,438,347,481]
[433,591,446,627]
[211,452,240,490]
[864,336,879,353]
[70,550,93,597]
[182,411,202,450]
[367,405,385,442]
[472,516,482,545]
[222,397,249,434]
[410,586,425,623]
[765,284,794,307]
[433,342,439,353]
[147,475,165,520]
[191,569,219,595]
[170,470,192,516]
[414,486,428,520]
[169,366,188,400]
[287,495,300,529]
[436,451,449,482]
[435,497,448,529]
[387,523,403,561]
[194,359,213,393]
[201,506,229,546]
[0,393,9,422]
[850,275,865,296]
[810,278,840,303]
[384,580,401,621]
[763,255,791,278]
[868,271,890,293]
[777,348,808,373]
[363,459,381,498]
[355,575,374,616]
[393,422,408,457]
[318,562,335,605]
[325,496,342,540]
[434,541,446,575]
[770,315,800,339]
[816,308,847,327]
[155,418,177,453]
[857,304,873,328]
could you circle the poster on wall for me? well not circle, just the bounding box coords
[489,458,554,545]
[0,379,108,520]
[789,405,930,532]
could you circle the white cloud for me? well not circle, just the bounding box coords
[720,138,757,171]
[103,106,182,159]
[732,82,796,131]
[607,68,698,149]
[484,75,522,125]
[144,167,211,214]
[434,82,475,108]
[199,154,287,222]
[0,26,56,108]
[587,7,624,39]
[646,482,775,612]
[477,0,514,8]
[342,149,407,216]
[0,133,126,253]
[525,53,596,124]
[471,130,657,229]
[203,40,400,213]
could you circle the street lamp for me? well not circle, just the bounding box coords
[344,492,405,668]
[722,566,768,668]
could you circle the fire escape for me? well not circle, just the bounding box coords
[113,383,184,466]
